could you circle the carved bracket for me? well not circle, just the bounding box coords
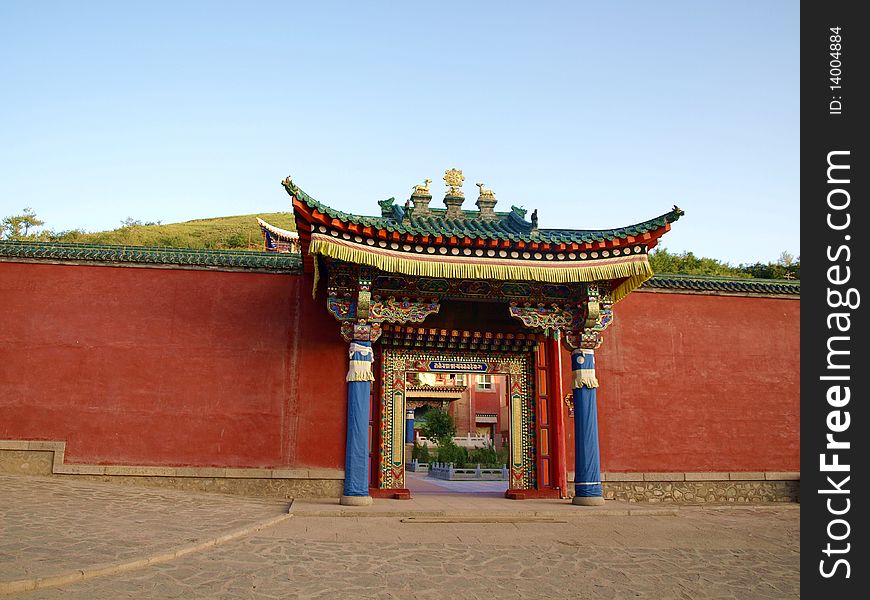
[356,268,373,321]
[370,296,440,323]
[507,302,582,332]
[325,262,441,342]
[585,283,601,329]
[563,284,614,350]
[340,321,382,343]
[328,293,440,343]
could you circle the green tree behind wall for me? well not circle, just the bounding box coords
[649,248,800,280]
[1,208,44,240]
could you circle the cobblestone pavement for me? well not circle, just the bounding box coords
[1,475,799,599]
[0,475,289,584]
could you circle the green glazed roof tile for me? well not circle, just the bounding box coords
[290,182,684,245]
[643,274,799,296]
[0,240,302,272]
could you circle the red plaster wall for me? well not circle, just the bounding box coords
[562,291,800,473]
[0,260,800,475]
[449,376,505,437]
[0,262,347,469]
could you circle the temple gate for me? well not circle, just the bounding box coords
[284,169,682,505]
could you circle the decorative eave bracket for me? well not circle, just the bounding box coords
[326,265,440,342]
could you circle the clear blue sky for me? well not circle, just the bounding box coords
[0,1,798,265]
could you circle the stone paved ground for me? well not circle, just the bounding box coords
[405,471,508,494]
[1,475,799,599]
[0,475,290,583]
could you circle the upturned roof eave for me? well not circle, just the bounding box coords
[257,217,298,240]
[288,183,683,248]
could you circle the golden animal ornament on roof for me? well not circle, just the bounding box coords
[475,182,496,200]
[412,179,432,195]
[443,168,465,197]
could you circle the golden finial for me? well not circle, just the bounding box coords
[412,179,432,195]
[475,182,495,200]
[443,168,465,197]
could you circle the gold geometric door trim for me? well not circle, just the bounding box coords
[377,348,536,490]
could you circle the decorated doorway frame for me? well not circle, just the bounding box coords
[376,347,536,492]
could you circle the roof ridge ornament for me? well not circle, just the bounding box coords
[443,168,465,218]
[378,197,396,217]
[475,182,495,201]
[443,168,465,197]
[412,179,432,196]
[475,182,498,220]
[410,179,433,217]
[281,175,298,195]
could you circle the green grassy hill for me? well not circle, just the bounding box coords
[19,211,797,279]
[47,212,296,250]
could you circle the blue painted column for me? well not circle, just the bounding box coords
[571,348,605,506]
[405,409,415,444]
[341,340,374,506]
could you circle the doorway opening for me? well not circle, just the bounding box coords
[406,371,511,496]
[373,347,537,497]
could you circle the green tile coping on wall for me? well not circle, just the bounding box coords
[642,273,799,296]
[0,240,302,272]
[0,240,799,296]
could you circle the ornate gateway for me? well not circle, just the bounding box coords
[282,169,683,503]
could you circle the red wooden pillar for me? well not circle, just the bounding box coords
[547,332,568,497]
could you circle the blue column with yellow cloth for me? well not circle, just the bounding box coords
[341,340,374,506]
[571,348,605,506]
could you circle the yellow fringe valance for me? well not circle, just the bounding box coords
[308,234,653,302]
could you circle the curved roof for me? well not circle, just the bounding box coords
[257,217,298,241]
[285,176,683,302]
[288,183,683,245]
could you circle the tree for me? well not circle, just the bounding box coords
[1,208,45,240]
[740,251,800,280]
[120,217,160,228]
[420,409,456,444]
[648,247,748,278]
[649,247,800,280]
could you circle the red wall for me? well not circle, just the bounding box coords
[563,291,800,473]
[1,260,800,475]
[451,376,504,436]
[0,262,347,469]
